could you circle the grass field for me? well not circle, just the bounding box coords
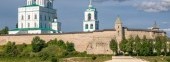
[60,55,112,62]
[0,57,50,62]
[136,56,170,62]
[0,55,112,62]
[2,56,170,62]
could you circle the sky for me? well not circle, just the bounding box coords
[0,0,170,36]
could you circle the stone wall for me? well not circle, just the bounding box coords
[0,29,166,54]
[0,30,116,54]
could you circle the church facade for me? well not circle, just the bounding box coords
[9,0,61,34]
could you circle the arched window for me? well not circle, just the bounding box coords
[21,15,24,20]
[49,17,51,21]
[34,23,37,27]
[28,15,30,20]
[88,13,91,21]
[28,23,30,28]
[85,24,88,29]
[40,15,42,20]
[21,23,23,28]
[90,24,93,29]
[35,14,37,19]
[45,16,46,21]
[45,24,47,28]
[34,0,36,4]
[40,23,42,28]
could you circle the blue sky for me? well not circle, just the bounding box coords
[0,0,170,36]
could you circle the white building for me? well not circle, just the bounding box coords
[83,0,99,32]
[9,0,61,34]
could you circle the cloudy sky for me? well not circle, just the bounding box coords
[0,0,170,36]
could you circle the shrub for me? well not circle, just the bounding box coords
[51,57,58,62]
[109,39,117,55]
[92,56,97,60]
[31,36,46,52]
[66,42,75,52]
[4,41,19,57]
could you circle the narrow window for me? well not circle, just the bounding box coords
[45,24,47,28]
[28,15,30,20]
[45,16,46,21]
[85,24,88,29]
[35,14,37,19]
[21,23,23,28]
[21,15,24,20]
[34,23,37,27]
[28,23,30,28]
[88,13,91,21]
[90,24,93,29]
[40,15,42,20]
[49,17,50,21]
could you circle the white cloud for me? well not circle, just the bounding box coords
[135,0,170,12]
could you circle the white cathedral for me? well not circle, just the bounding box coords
[9,0,98,34]
[9,0,61,34]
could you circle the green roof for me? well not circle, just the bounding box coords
[10,28,55,31]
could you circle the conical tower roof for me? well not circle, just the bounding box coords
[115,16,122,24]
[152,21,159,29]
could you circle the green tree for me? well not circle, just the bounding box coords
[155,36,162,56]
[4,41,19,57]
[57,40,65,46]
[31,36,46,52]
[126,36,134,55]
[0,26,9,35]
[160,36,168,56]
[120,38,128,54]
[109,39,118,55]
[66,42,75,52]
[134,35,141,56]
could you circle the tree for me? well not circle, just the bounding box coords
[160,36,168,56]
[155,36,162,55]
[4,41,19,57]
[0,26,9,35]
[110,39,118,55]
[140,40,150,56]
[66,42,75,52]
[134,35,141,56]
[120,38,128,54]
[31,36,46,52]
[57,40,65,46]
[126,36,134,55]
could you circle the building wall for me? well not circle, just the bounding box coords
[125,30,153,39]
[1,29,166,54]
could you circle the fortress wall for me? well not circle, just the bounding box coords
[125,30,153,39]
[0,31,116,54]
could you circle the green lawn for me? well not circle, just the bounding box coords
[0,57,50,62]
[136,56,170,62]
[60,55,112,62]
[0,55,112,62]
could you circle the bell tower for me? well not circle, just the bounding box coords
[83,0,99,32]
[115,16,123,44]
